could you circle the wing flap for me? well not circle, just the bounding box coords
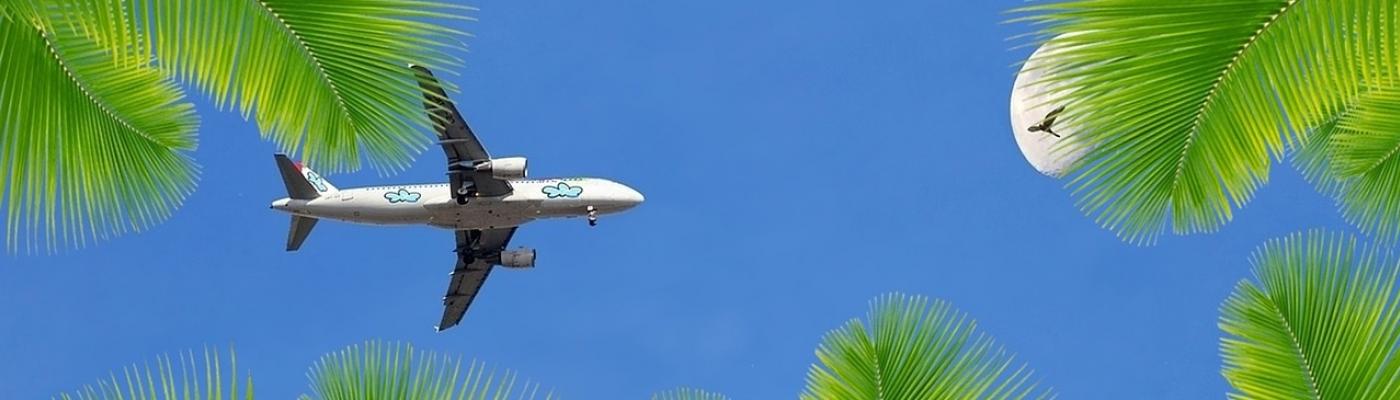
[410,66,513,198]
[438,257,493,330]
[436,228,519,331]
[412,65,490,162]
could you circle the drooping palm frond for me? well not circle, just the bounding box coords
[651,388,729,400]
[1,0,466,252]
[0,7,197,252]
[52,347,252,400]
[1294,85,1400,243]
[800,294,1050,400]
[49,0,470,173]
[301,341,553,400]
[1293,119,1346,197]
[1014,1,1396,244]
[1220,231,1400,398]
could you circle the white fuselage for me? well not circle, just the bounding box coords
[271,178,644,230]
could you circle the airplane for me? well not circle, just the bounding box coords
[268,66,645,331]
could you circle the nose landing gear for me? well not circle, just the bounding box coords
[587,206,598,227]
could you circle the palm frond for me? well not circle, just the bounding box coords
[0,1,30,20]
[0,9,197,252]
[1014,1,1396,244]
[1294,85,1400,243]
[301,341,553,400]
[1220,231,1400,399]
[52,347,252,400]
[652,388,729,400]
[800,294,1050,400]
[1293,119,1345,197]
[51,0,469,173]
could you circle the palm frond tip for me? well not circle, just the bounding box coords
[301,341,554,400]
[801,293,1050,400]
[1220,230,1400,398]
[0,13,198,253]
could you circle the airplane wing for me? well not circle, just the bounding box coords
[411,66,514,198]
[438,227,518,331]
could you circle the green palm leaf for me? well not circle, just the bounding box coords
[800,294,1050,400]
[1,0,465,251]
[53,347,252,400]
[52,0,468,173]
[1294,85,1400,243]
[0,8,197,252]
[1014,1,1395,244]
[651,388,730,400]
[301,341,553,400]
[2,1,32,20]
[1220,231,1400,399]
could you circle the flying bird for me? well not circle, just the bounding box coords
[1027,105,1066,137]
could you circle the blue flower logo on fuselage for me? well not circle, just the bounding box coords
[304,170,328,192]
[384,188,422,204]
[542,182,583,198]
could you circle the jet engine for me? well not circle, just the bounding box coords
[499,248,536,268]
[476,157,527,180]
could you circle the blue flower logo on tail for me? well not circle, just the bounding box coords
[542,182,583,198]
[304,170,328,192]
[384,188,422,203]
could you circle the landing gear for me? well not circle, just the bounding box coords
[587,206,598,227]
[455,186,471,205]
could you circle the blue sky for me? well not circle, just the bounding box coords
[0,1,1361,398]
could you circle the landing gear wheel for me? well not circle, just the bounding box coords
[587,206,598,227]
[454,186,472,205]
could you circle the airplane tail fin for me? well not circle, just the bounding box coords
[286,215,318,251]
[274,154,338,199]
[274,154,334,251]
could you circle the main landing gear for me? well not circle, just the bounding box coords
[455,186,471,205]
[587,206,598,227]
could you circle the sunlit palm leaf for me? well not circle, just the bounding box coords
[0,8,197,252]
[1295,85,1400,242]
[1293,119,1345,198]
[801,294,1050,400]
[1220,231,1400,399]
[652,388,729,400]
[301,341,553,400]
[49,0,468,173]
[52,347,252,400]
[2,0,465,251]
[1014,1,1395,244]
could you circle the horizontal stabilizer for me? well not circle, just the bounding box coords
[286,216,318,251]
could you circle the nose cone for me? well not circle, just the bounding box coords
[625,186,645,205]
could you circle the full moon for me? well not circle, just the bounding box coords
[1009,40,1087,178]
